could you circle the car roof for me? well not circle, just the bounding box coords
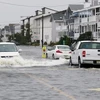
[0,42,15,44]
[80,41,100,43]
[55,45,69,47]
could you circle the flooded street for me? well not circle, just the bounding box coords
[0,46,100,100]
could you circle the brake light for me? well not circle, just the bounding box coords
[82,51,86,57]
[56,50,62,53]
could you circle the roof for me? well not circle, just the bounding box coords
[68,4,84,11]
[50,10,66,21]
[55,45,69,46]
[74,4,100,13]
[21,7,58,21]
[50,4,84,22]
[80,41,100,42]
[42,7,58,12]
[4,26,10,32]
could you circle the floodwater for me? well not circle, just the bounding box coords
[0,46,100,100]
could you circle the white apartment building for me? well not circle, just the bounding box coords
[30,7,57,45]
[55,4,84,40]
[70,0,100,40]
[51,10,67,42]
[72,5,100,40]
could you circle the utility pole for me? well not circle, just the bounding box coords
[28,18,30,35]
[42,13,44,47]
[22,20,25,36]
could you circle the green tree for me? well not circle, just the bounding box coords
[21,25,24,36]
[77,31,93,41]
[8,34,13,42]
[25,23,32,43]
[58,35,71,46]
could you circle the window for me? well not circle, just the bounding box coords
[0,44,18,52]
[96,8,100,13]
[59,23,61,26]
[92,9,95,15]
[70,42,78,50]
[57,46,70,50]
[82,26,84,33]
[79,42,100,49]
[52,46,56,50]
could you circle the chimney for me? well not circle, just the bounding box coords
[84,0,91,8]
[42,7,46,14]
[35,10,42,16]
[35,10,38,16]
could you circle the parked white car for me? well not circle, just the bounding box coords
[46,45,71,59]
[69,41,100,67]
[0,42,22,59]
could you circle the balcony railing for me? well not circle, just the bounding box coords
[56,25,67,31]
[89,16,96,22]
[81,18,88,23]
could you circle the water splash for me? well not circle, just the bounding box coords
[0,57,69,67]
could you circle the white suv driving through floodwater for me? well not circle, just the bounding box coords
[69,41,100,67]
[0,42,22,59]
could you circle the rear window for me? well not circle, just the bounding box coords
[57,46,70,50]
[79,42,100,49]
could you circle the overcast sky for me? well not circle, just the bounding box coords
[0,0,91,26]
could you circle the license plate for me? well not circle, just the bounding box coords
[64,55,69,58]
[97,61,100,64]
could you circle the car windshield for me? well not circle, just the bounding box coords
[57,46,70,50]
[0,44,18,52]
[79,42,100,49]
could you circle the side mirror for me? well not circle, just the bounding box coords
[47,46,52,51]
[18,49,22,53]
[71,49,74,51]
[48,48,51,51]
[70,47,74,51]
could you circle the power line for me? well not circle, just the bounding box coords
[0,1,84,8]
[0,1,69,8]
[0,1,42,7]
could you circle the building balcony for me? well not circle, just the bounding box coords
[74,18,80,24]
[81,18,88,23]
[74,32,80,39]
[89,16,96,22]
[56,26,61,31]
[56,25,67,31]
[62,25,67,30]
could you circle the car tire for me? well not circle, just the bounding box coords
[46,53,48,58]
[69,57,73,66]
[78,58,83,68]
[52,54,55,59]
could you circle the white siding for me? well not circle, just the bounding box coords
[39,16,52,44]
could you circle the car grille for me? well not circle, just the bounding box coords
[1,56,13,58]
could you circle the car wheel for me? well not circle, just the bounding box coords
[78,58,83,68]
[69,57,73,66]
[46,53,48,58]
[52,54,55,59]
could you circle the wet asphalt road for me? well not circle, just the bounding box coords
[0,46,100,100]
